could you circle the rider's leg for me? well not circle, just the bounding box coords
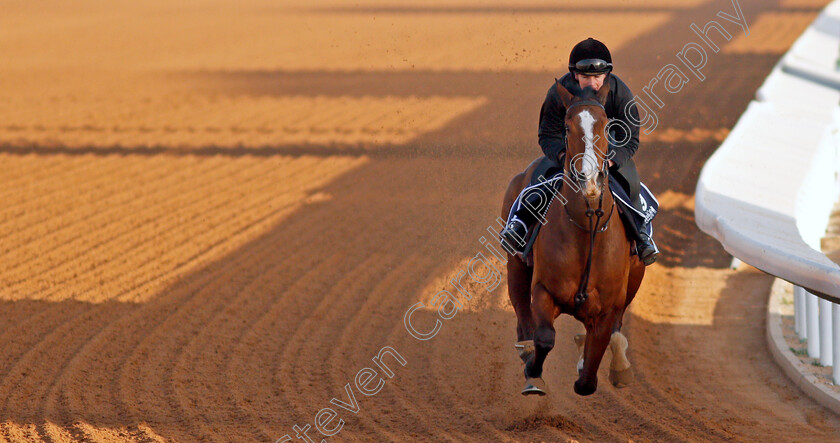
[616,203,658,266]
[500,179,561,253]
[500,155,566,254]
[613,162,658,265]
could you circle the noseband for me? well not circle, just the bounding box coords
[563,99,615,311]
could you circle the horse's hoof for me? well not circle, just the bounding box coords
[609,367,634,388]
[514,340,535,364]
[574,379,597,396]
[521,377,547,396]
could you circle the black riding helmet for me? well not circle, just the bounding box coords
[568,38,613,75]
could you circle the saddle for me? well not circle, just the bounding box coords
[529,155,563,187]
[518,156,658,265]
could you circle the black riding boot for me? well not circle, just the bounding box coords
[636,232,658,266]
[500,216,530,254]
[500,182,558,254]
[619,207,658,266]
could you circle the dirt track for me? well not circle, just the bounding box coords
[1,0,840,441]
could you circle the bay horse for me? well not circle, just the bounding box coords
[501,81,645,396]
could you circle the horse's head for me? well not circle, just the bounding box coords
[555,81,611,203]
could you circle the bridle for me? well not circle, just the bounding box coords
[562,98,616,311]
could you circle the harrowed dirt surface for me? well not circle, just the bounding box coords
[1,0,840,441]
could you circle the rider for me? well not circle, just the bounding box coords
[500,37,659,265]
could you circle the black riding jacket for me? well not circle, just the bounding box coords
[538,73,640,168]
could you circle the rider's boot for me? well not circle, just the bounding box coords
[629,194,658,265]
[636,231,658,266]
[500,216,530,254]
[500,183,556,254]
[619,190,658,266]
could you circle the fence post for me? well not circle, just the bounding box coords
[808,291,820,358]
[820,297,833,366]
[834,303,840,384]
[795,285,806,339]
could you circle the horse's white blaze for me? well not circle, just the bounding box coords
[577,110,598,180]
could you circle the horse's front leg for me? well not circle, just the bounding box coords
[521,283,555,396]
[574,310,616,396]
[508,255,534,362]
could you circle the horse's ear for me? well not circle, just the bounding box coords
[596,78,610,106]
[554,79,574,108]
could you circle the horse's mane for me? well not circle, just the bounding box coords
[570,85,598,101]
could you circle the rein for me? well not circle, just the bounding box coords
[564,184,615,311]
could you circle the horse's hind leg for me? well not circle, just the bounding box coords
[576,311,632,384]
[522,283,555,396]
[625,258,645,309]
[610,264,642,387]
[609,330,634,387]
[574,333,586,374]
[508,254,535,363]
[503,170,536,364]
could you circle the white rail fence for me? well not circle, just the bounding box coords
[695,1,840,382]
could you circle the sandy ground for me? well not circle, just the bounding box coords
[1,0,839,441]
